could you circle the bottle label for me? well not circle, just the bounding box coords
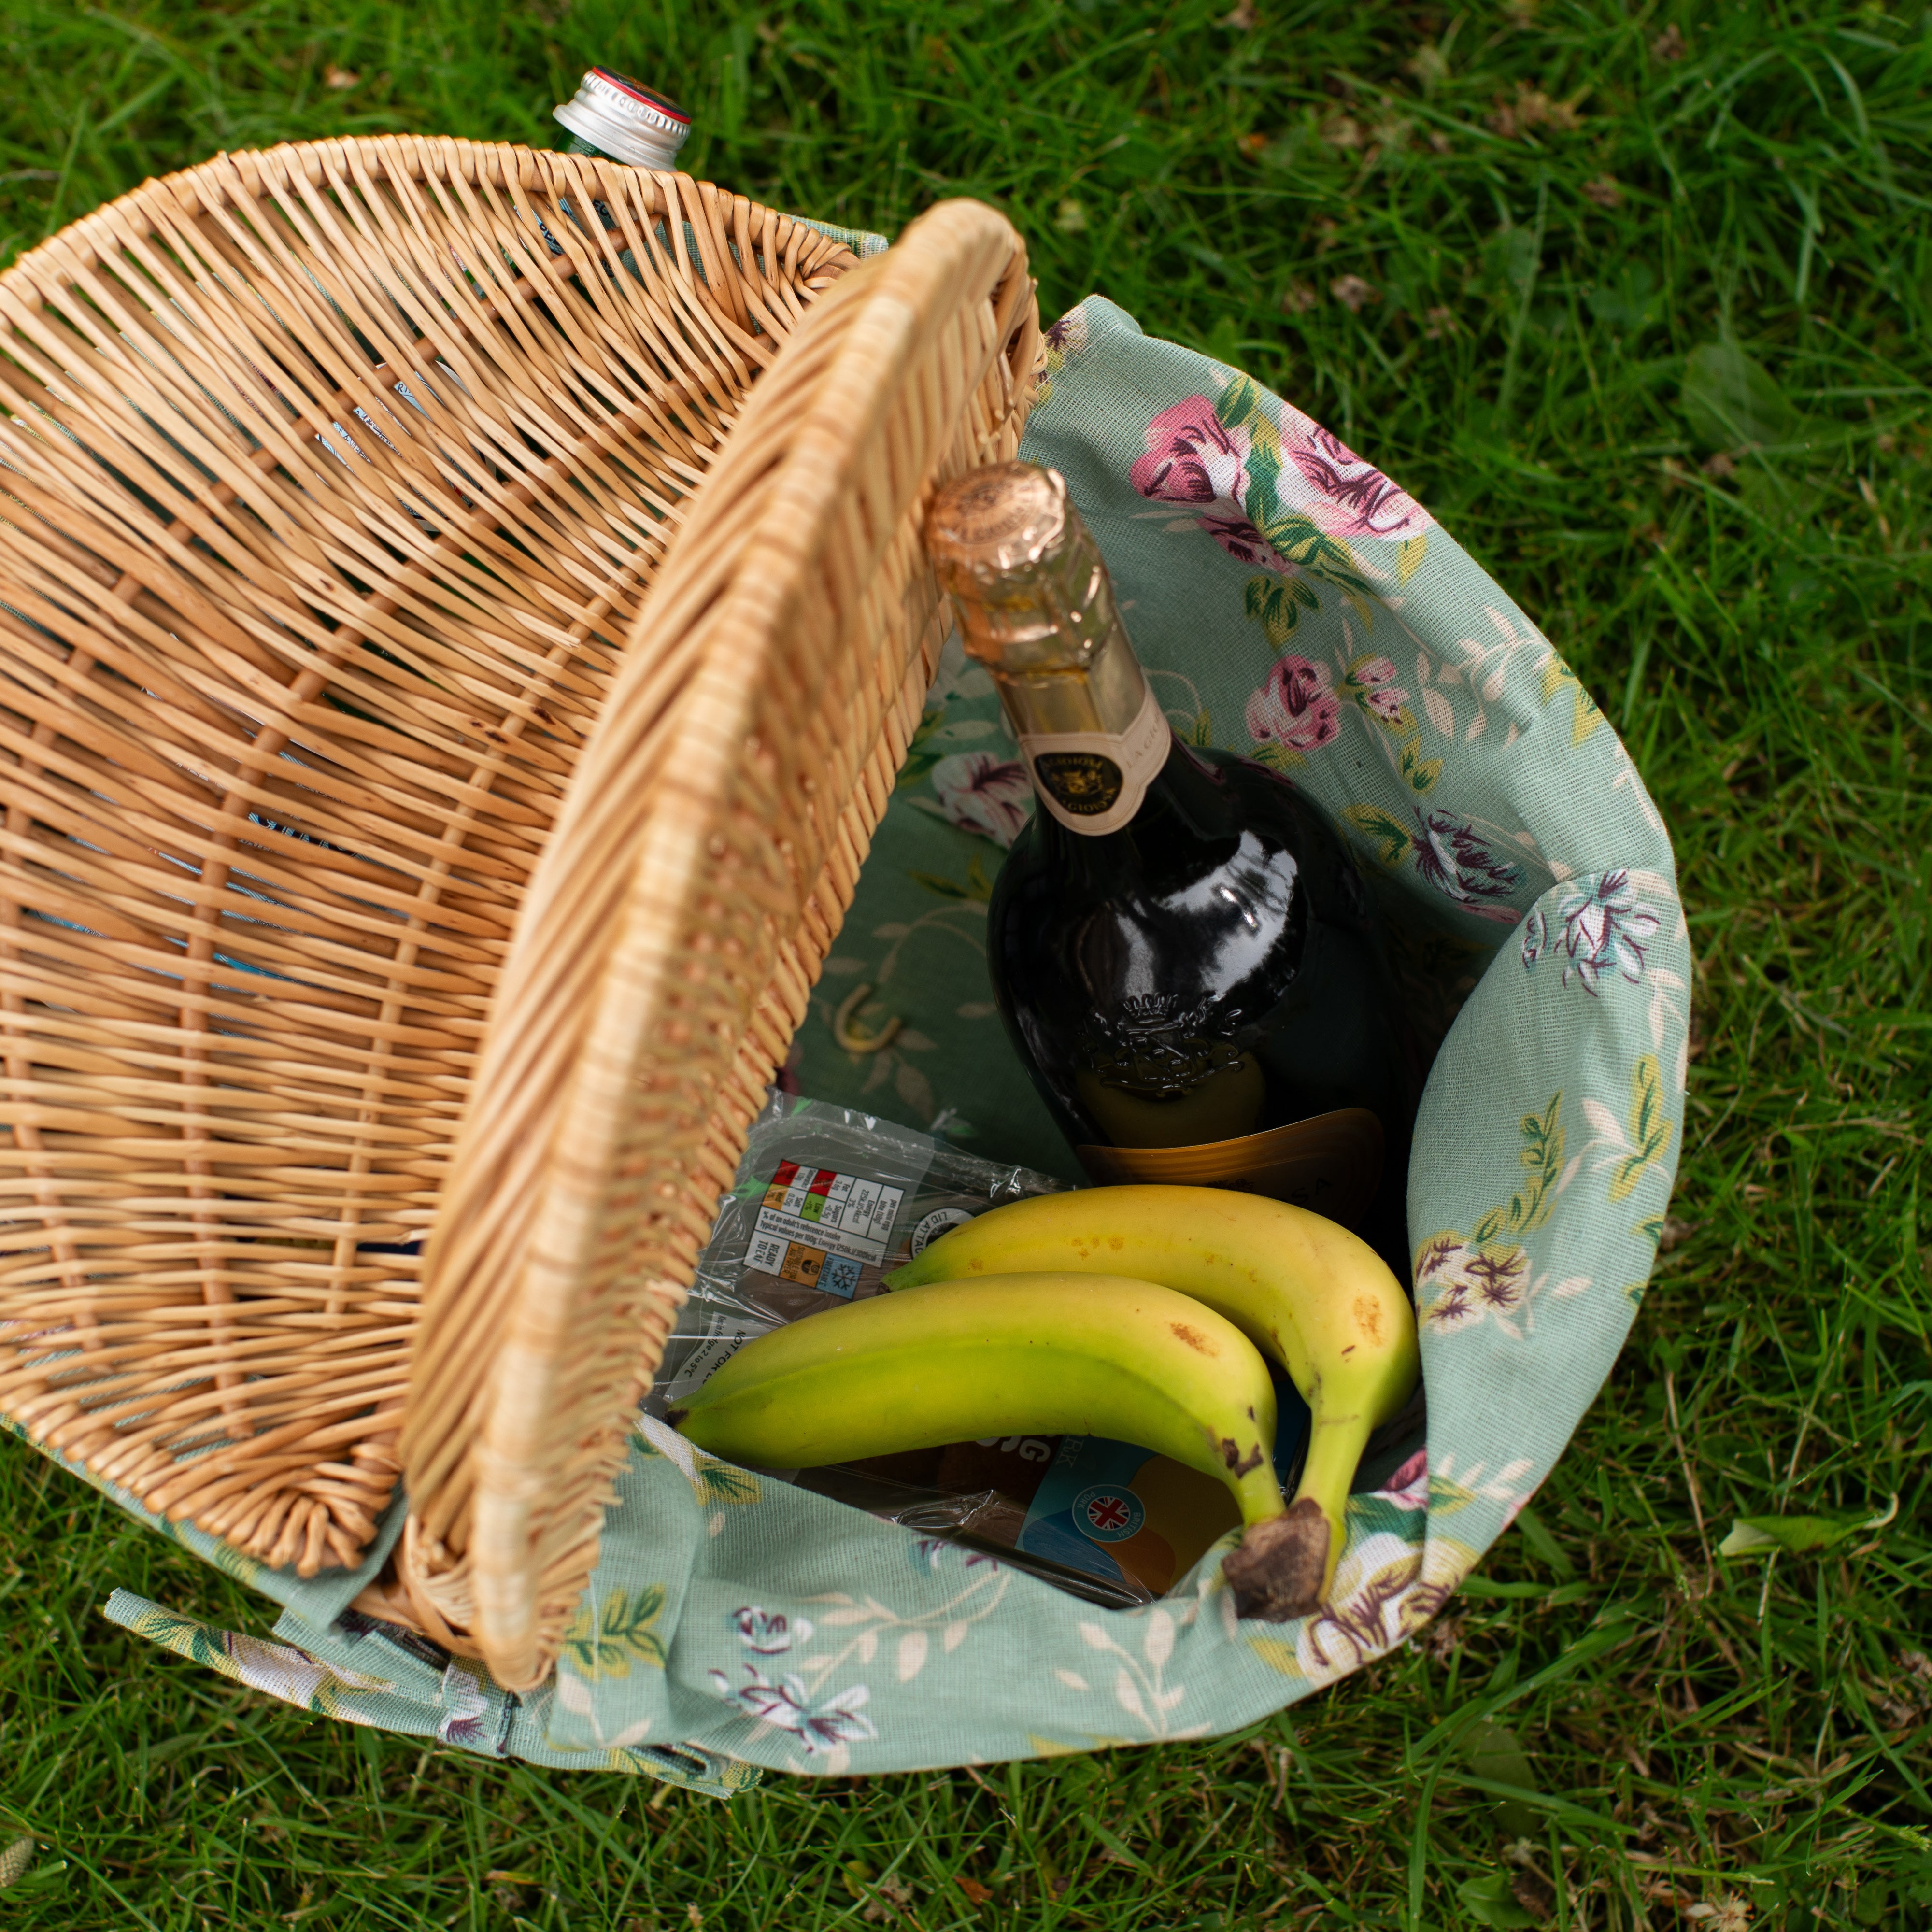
[1020,684,1171,836]
[1074,1107,1384,1229]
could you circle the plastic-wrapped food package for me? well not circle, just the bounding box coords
[647,1094,1311,1608]
[645,1092,1065,1408]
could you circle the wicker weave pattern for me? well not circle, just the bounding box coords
[0,138,855,1576]
[401,199,1038,1687]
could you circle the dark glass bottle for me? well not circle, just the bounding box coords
[925,464,1416,1252]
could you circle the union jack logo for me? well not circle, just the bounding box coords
[1084,1493,1132,1533]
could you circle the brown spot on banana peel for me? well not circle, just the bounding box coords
[1352,1293,1384,1346]
[1223,1499,1330,1621]
[1219,1438,1264,1477]
[1169,1322,1211,1354]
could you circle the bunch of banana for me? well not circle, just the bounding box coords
[669,1185,1418,1622]
[885,1186,1419,1621]
[668,1273,1286,1528]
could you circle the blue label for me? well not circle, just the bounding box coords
[819,1252,863,1298]
[1070,1484,1146,1544]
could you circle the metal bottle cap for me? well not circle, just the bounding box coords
[554,69,692,170]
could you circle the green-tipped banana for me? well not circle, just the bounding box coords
[886,1186,1420,1620]
[669,1273,1284,1528]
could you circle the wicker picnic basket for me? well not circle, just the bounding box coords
[0,134,1033,1638]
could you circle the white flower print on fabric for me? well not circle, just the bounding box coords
[1288,1532,1468,1688]
[931,751,1032,846]
[1414,1233,1533,1331]
[1414,1234,1593,1339]
[1520,869,1662,994]
[732,1606,812,1655]
[702,1546,1014,1771]
[707,1667,877,1755]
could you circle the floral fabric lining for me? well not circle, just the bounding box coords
[97,295,1683,1788]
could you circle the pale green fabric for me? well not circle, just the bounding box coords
[97,296,1684,1784]
[795,216,890,258]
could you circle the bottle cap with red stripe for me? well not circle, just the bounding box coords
[554,69,691,170]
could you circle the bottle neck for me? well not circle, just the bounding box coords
[563,131,682,168]
[927,464,1171,835]
[989,618,1150,739]
[989,623,1175,838]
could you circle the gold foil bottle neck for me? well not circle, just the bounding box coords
[927,464,1164,793]
[925,461,1119,675]
[927,461,1071,584]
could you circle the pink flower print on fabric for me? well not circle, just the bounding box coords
[931,752,1032,846]
[1198,514,1294,574]
[1351,655,1409,723]
[1245,654,1342,754]
[1279,406,1433,541]
[1131,396,1294,574]
[1378,1448,1430,1513]
[1131,395,1251,511]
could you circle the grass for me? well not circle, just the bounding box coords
[0,0,1928,1925]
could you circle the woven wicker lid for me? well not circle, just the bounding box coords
[0,137,858,1578]
[398,198,1038,1688]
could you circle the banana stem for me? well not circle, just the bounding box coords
[1222,1403,1379,1622]
[1291,1406,1378,1598]
[1230,1458,1287,1528]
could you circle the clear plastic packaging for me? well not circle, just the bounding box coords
[645,1092,1066,1411]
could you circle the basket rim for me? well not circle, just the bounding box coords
[398,196,1037,1688]
[0,134,859,296]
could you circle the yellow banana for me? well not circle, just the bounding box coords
[668,1273,1284,1528]
[886,1185,1419,1619]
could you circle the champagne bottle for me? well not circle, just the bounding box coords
[925,462,1417,1249]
